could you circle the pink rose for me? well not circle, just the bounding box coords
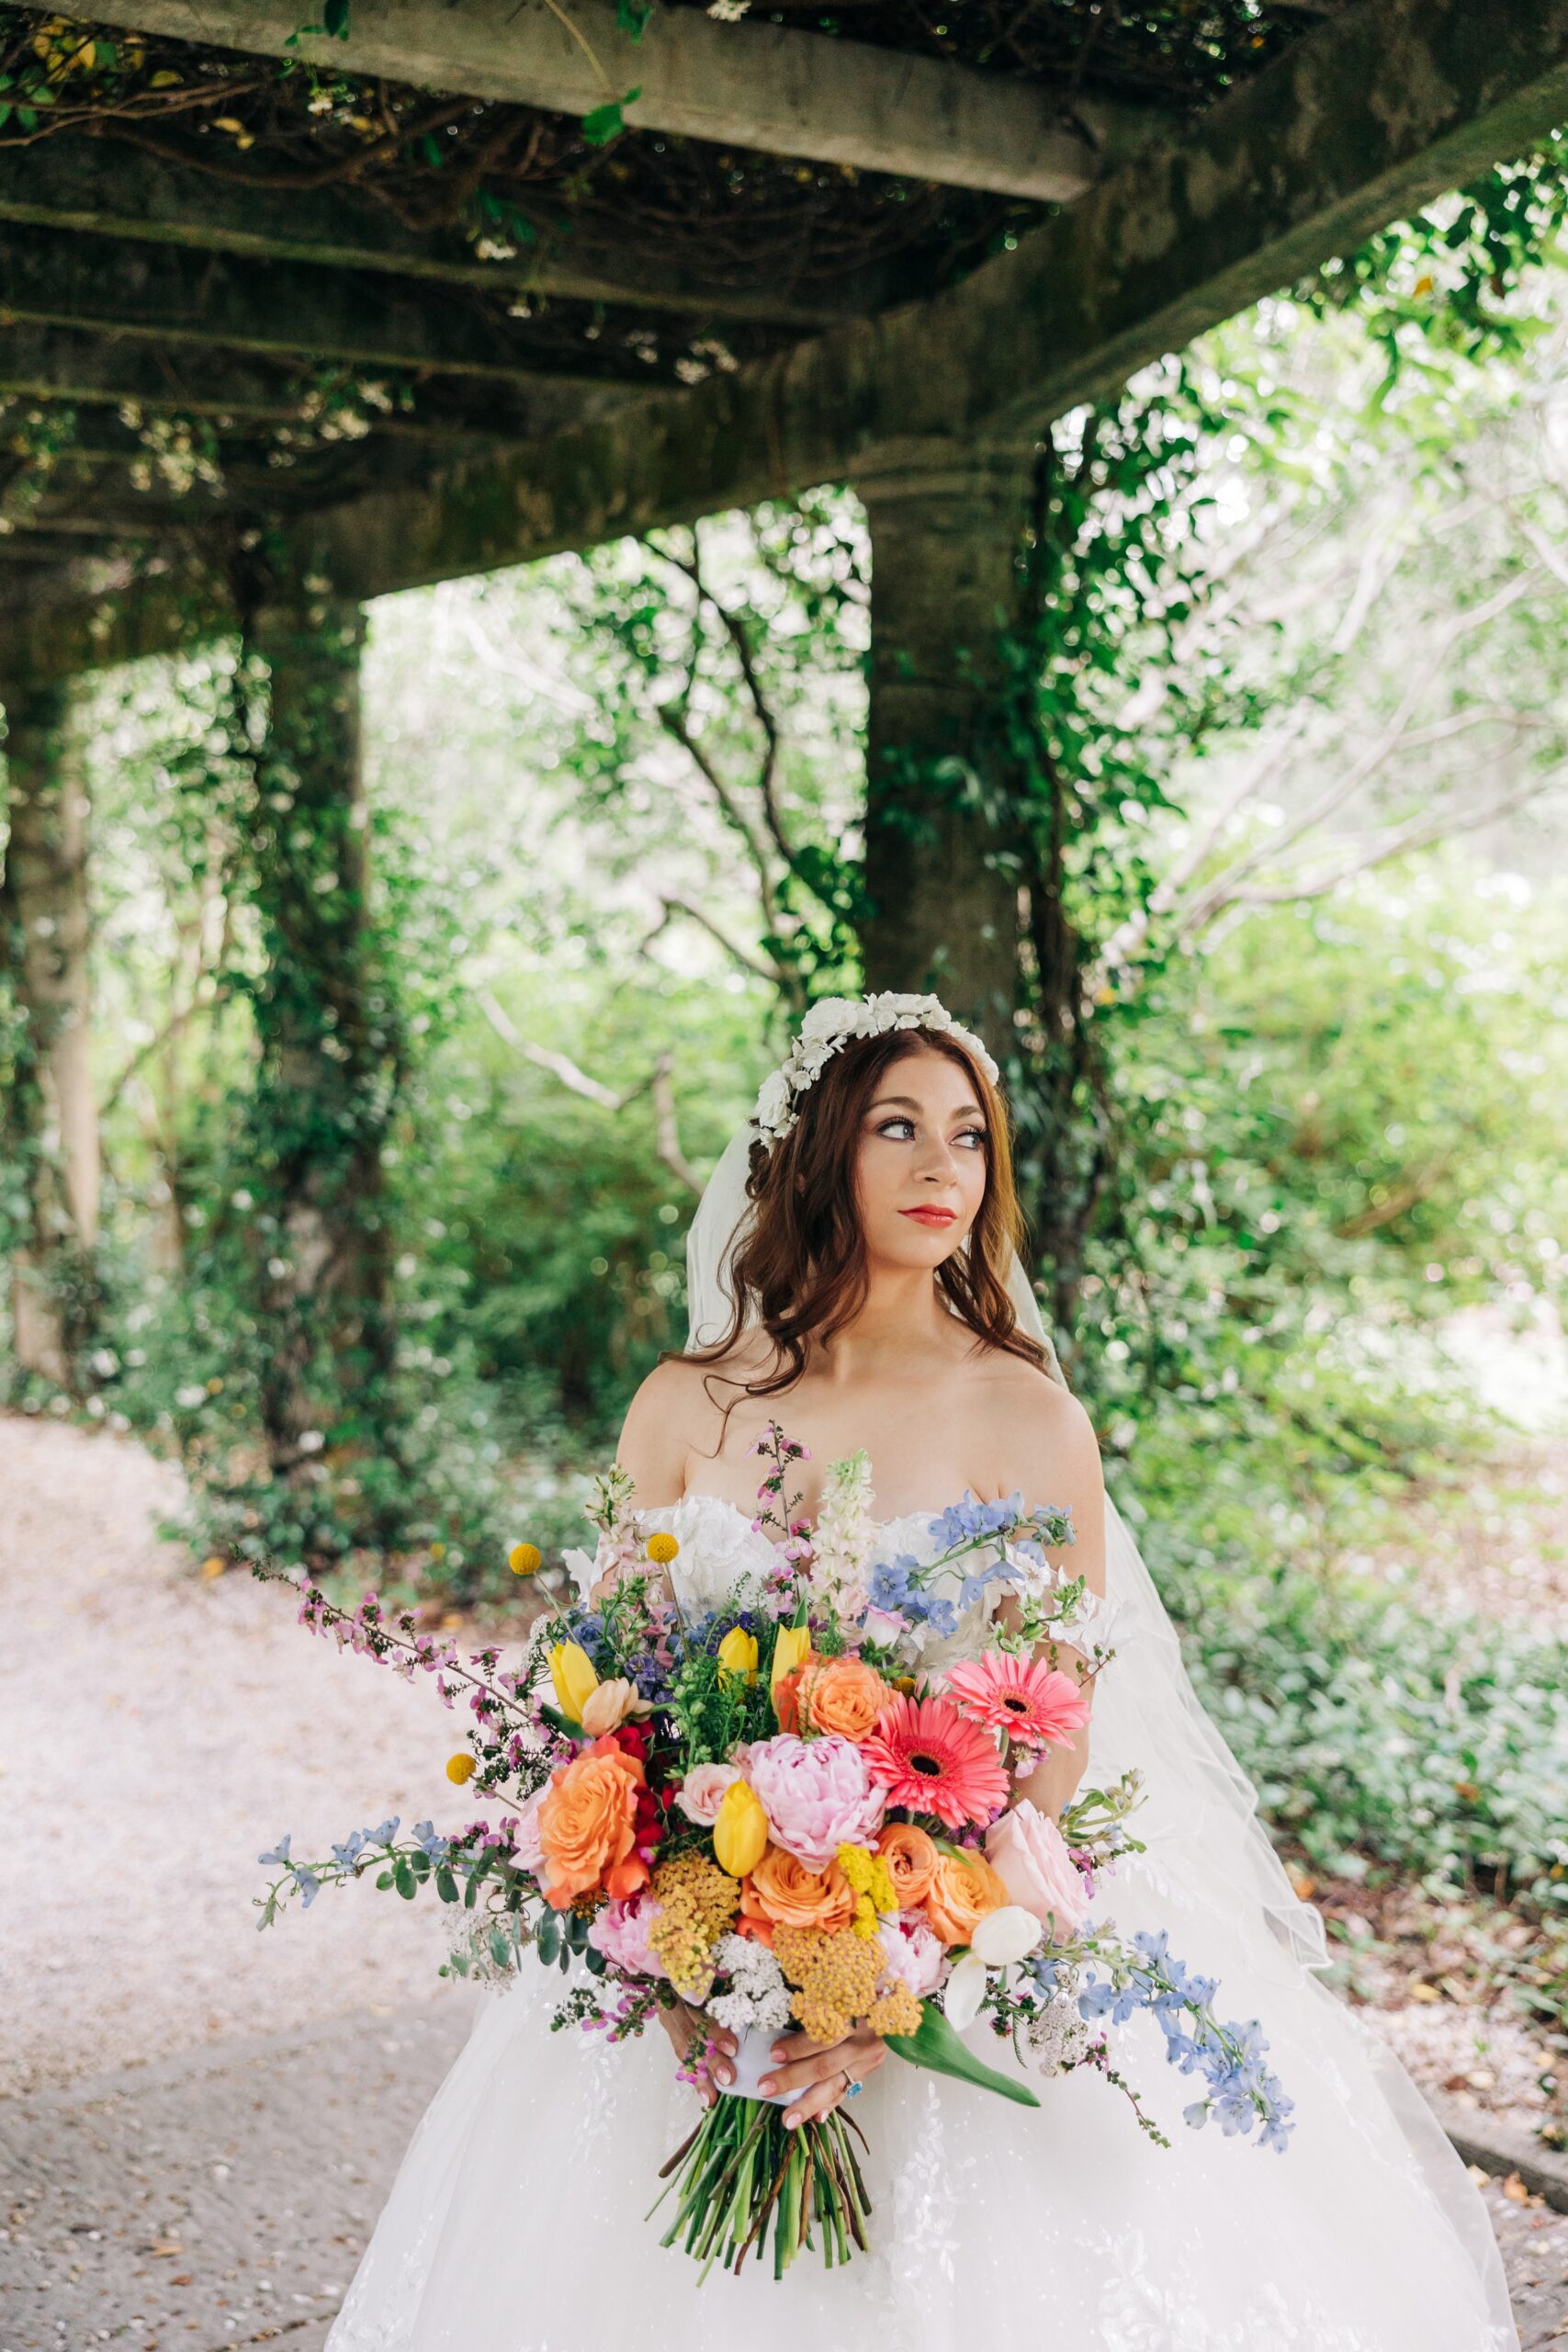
[509,1787,548,1877]
[876,1910,947,1998]
[985,1801,1089,1938]
[588,1886,666,1977]
[675,1760,744,1827]
[743,1733,886,1872]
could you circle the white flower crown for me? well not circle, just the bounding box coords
[749,992,1000,1148]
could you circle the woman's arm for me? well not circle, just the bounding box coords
[988,1374,1108,1826]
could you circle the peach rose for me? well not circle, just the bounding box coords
[739,1843,855,1940]
[875,1820,940,1907]
[923,1849,1010,1948]
[803,1656,895,1744]
[537,1734,649,1910]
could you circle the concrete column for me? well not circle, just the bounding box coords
[859,441,1039,1050]
[0,679,99,1386]
[243,578,396,1475]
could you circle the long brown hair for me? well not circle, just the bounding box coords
[680,1027,1048,1401]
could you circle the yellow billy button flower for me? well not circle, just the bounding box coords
[716,1625,759,1687]
[548,1639,600,1724]
[508,1542,542,1577]
[770,1623,811,1717]
[646,1532,680,1566]
[712,1780,769,1878]
[446,1752,477,1785]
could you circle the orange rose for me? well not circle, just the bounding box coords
[772,1657,814,1736]
[537,1734,649,1910]
[740,1843,855,1939]
[924,1849,1010,1947]
[803,1656,895,1744]
[875,1820,940,1907]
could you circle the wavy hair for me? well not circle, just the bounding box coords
[680,1027,1048,1401]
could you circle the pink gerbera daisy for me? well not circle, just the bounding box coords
[944,1652,1091,1751]
[860,1694,1010,1829]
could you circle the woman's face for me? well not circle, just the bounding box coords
[853,1044,989,1275]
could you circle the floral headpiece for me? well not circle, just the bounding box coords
[750,992,999,1148]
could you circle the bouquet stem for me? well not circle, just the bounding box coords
[650,2098,874,2280]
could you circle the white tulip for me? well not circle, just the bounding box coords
[972,1905,1043,1967]
[942,1950,989,2031]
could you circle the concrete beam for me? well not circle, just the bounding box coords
[0,221,632,384]
[293,0,1568,594]
[72,0,1105,201]
[0,322,633,442]
[0,133,876,329]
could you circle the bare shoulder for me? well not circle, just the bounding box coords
[616,1335,771,1504]
[969,1350,1105,1568]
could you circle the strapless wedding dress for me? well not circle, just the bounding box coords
[324,1494,1517,2352]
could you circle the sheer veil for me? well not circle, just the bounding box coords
[682,1123,1331,1982]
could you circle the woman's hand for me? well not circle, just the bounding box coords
[657,1999,739,2107]
[759,2023,886,2129]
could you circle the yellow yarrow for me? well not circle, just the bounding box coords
[508,1542,543,1576]
[647,1851,739,1999]
[868,1983,923,2038]
[646,1532,680,1566]
[851,1894,879,1939]
[836,1842,897,1916]
[773,1923,883,2046]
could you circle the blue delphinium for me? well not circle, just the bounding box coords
[1077,1925,1295,2150]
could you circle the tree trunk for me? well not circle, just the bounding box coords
[859,442,1038,1049]
[241,582,398,1477]
[0,680,99,1388]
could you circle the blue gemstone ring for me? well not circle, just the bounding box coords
[841,2070,863,2100]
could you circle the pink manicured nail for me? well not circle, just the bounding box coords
[759,2078,775,2095]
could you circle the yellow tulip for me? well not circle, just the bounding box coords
[770,1623,811,1716]
[712,1781,769,1877]
[716,1625,759,1687]
[549,1640,600,1724]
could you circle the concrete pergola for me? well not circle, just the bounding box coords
[3,0,1567,1391]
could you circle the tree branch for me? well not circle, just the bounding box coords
[475,989,702,1194]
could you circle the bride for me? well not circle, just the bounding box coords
[326,993,1517,2351]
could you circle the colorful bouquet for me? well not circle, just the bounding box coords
[256,1426,1295,2280]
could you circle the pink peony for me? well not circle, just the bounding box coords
[743,1733,886,1872]
[985,1800,1089,1938]
[675,1760,744,1826]
[876,1910,947,1999]
[588,1886,667,1977]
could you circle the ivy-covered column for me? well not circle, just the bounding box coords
[241,571,399,1480]
[858,443,1038,1046]
[0,679,100,1388]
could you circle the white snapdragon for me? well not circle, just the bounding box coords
[813,1449,875,1620]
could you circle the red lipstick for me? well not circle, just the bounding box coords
[900,1206,957,1227]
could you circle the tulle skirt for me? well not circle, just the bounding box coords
[323,1849,1517,2351]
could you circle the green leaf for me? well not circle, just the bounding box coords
[489,1927,513,1968]
[535,1909,561,1964]
[323,0,351,33]
[375,1868,395,1890]
[394,1859,418,1900]
[581,86,639,146]
[884,2000,1041,2108]
[435,1866,458,1905]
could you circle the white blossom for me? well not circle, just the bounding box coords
[750,992,998,1148]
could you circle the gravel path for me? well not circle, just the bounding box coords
[0,1414,469,2098]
